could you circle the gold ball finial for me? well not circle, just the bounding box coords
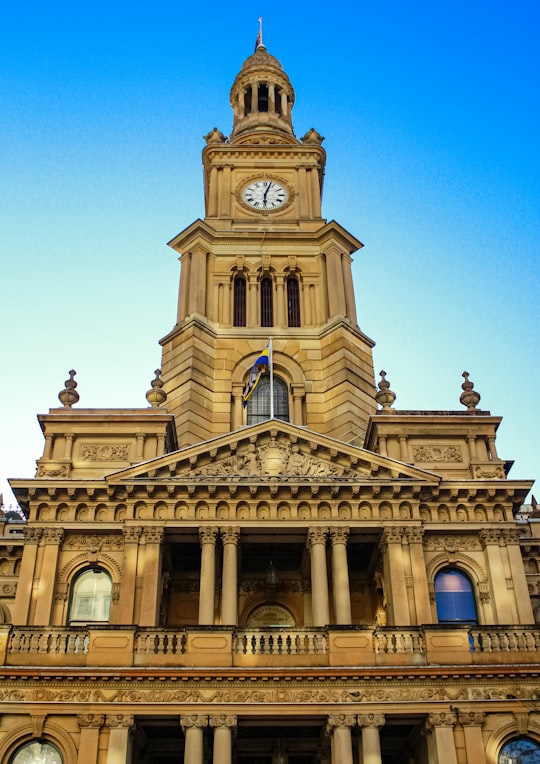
[459,371,481,411]
[375,370,396,411]
[146,369,167,408]
[58,369,79,408]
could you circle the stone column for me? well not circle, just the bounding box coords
[34,529,64,625]
[139,527,164,627]
[210,715,236,764]
[64,433,74,461]
[502,529,535,623]
[12,528,42,625]
[297,165,310,217]
[325,247,346,318]
[117,526,142,624]
[247,274,258,327]
[405,527,432,624]
[424,713,458,764]
[341,254,357,324]
[105,715,135,764]
[199,527,218,625]
[181,715,208,764]
[276,276,286,326]
[268,83,276,112]
[291,384,304,425]
[357,714,385,764]
[232,384,244,430]
[480,529,515,623]
[330,527,351,625]
[458,713,486,764]
[326,715,355,764]
[379,528,410,625]
[77,714,104,764]
[178,252,191,322]
[221,527,240,625]
[308,527,330,626]
[221,165,232,218]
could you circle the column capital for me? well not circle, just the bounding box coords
[404,526,424,544]
[479,529,502,548]
[308,526,329,547]
[501,529,521,546]
[209,714,237,729]
[221,527,240,545]
[199,526,219,545]
[106,714,135,730]
[78,714,104,729]
[123,526,143,543]
[330,526,350,545]
[425,712,457,730]
[42,528,64,545]
[457,712,486,727]
[23,527,43,545]
[180,715,209,732]
[357,713,385,729]
[143,526,165,544]
[326,714,356,733]
[379,527,403,551]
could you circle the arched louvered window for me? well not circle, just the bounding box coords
[246,376,289,425]
[287,276,300,327]
[260,276,274,327]
[69,567,112,623]
[233,276,247,327]
[434,569,477,624]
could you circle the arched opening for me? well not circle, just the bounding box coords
[246,376,289,425]
[287,276,300,327]
[233,275,247,326]
[244,86,252,115]
[434,568,477,624]
[11,741,63,764]
[260,276,274,327]
[68,567,112,623]
[498,737,540,763]
[258,83,269,112]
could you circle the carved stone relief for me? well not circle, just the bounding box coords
[79,444,131,462]
[412,445,463,463]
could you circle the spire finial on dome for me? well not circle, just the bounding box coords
[459,371,481,411]
[255,16,263,51]
[375,370,396,412]
[58,369,79,408]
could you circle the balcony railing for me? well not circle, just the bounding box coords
[1,624,539,669]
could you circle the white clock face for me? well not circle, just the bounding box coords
[242,180,288,211]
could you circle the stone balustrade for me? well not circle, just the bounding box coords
[2,624,540,668]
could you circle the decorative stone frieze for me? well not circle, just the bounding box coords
[412,445,463,463]
[424,535,481,552]
[80,443,130,462]
[64,534,123,551]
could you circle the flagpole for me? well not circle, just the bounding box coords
[269,337,274,419]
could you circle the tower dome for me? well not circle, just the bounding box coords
[229,45,296,141]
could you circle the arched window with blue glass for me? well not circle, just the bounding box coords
[434,568,478,624]
[246,375,289,426]
[68,566,112,623]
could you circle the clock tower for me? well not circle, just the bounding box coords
[161,43,377,448]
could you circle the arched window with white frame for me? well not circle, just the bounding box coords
[246,375,289,425]
[68,566,112,623]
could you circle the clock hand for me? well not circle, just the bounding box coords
[262,182,270,207]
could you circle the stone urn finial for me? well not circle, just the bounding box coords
[375,370,396,411]
[459,371,481,410]
[146,369,167,408]
[58,369,79,408]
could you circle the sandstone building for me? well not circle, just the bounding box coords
[1,43,539,764]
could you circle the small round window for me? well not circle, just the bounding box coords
[11,741,62,764]
[498,737,540,763]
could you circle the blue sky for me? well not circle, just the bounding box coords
[1,1,539,507]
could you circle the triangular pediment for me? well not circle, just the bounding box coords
[107,420,441,485]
